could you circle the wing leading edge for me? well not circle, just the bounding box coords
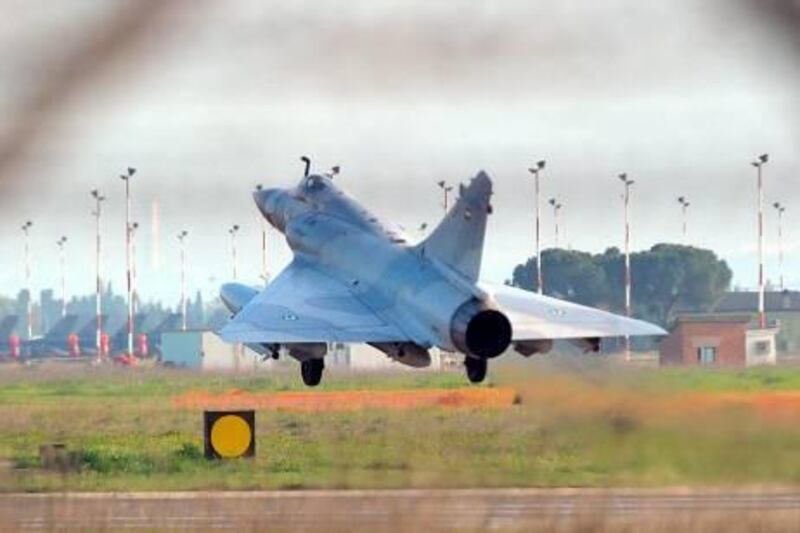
[219,260,409,344]
[481,282,667,340]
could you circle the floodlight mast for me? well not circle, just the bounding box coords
[618,173,635,362]
[178,230,188,331]
[528,160,546,294]
[21,221,33,340]
[229,225,240,280]
[677,196,690,242]
[56,236,68,317]
[752,154,769,329]
[91,189,106,357]
[773,202,786,291]
[120,167,137,357]
[437,180,453,215]
[549,197,562,248]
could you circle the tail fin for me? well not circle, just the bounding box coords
[416,171,493,281]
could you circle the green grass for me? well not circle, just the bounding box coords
[2,362,800,491]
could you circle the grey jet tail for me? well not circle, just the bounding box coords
[415,171,493,282]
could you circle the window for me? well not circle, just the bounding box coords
[754,341,770,355]
[697,346,717,365]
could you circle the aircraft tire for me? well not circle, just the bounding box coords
[465,357,487,384]
[301,358,325,387]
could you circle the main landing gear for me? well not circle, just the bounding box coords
[464,357,487,384]
[301,358,325,387]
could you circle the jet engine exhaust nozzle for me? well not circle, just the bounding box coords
[450,300,512,359]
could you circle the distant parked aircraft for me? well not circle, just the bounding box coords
[220,171,665,386]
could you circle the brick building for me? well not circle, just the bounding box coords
[659,314,778,367]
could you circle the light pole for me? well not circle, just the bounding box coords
[21,221,33,340]
[120,167,137,357]
[677,196,690,243]
[548,197,562,248]
[773,202,786,291]
[56,236,68,317]
[178,230,188,331]
[91,189,106,356]
[229,225,240,280]
[528,160,546,294]
[255,184,269,283]
[752,154,769,329]
[619,173,635,361]
[437,180,453,216]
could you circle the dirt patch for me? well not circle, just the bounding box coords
[172,387,518,412]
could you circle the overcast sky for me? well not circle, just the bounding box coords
[0,0,798,306]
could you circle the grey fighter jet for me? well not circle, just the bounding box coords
[219,171,665,386]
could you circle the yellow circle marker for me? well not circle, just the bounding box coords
[210,415,252,458]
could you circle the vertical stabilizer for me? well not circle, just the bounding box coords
[416,171,493,281]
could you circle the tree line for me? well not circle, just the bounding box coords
[510,244,733,326]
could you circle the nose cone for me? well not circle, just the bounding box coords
[254,188,286,231]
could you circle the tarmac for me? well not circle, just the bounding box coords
[1,488,799,530]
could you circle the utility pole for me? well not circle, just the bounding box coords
[56,236,68,317]
[178,230,188,331]
[548,198,562,248]
[91,189,106,356]
[528,160,546,294]
[677,196,690,243]
[120,167,137,357]
[437,180,453,216]
[229,225,240,280]
[21,221,33,340]
[619,173,635,362]
[752,154,769,329]
[773,202,786,291]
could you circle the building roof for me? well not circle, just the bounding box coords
[673,313,752,325]
[713,290,800,313]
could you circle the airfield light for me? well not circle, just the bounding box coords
[300,156,311,177]
[90,189,106,357]
[618,173,635,361]
[120,167,137,357]
[751,154,769,328]
[229,225,241,280]
[677,196,690,242]
[20,221,34,340]
[56,236,68,318]
[255,184,269,283]
[773,202,786,291]
[178,230,189,331]
[527,161,547,294]
[548,198,563,248]
[437,180,453,215]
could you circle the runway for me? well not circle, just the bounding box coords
[2,488,800,531]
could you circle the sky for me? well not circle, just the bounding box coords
[0,0,798,307]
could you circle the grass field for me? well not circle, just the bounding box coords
[2,359,800,492]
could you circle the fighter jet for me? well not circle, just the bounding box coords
[219,170,665,386]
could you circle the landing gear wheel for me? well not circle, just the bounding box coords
[301,358,325,387]
[465,357,487,384]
